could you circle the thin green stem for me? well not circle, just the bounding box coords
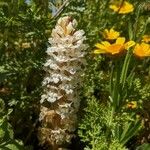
[111,60,121,109]
[120,50,132,88]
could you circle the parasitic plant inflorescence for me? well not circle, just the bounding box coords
[38,16,86,149]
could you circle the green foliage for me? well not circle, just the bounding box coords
[78,98,128,150]
[0,0,149,149]
[75,0,150,149]
[0,119,24,150]
[0,0,55,149]
[0,100,24,150]
[136,143,150,150]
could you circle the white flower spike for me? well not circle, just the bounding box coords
[39,16,86,149]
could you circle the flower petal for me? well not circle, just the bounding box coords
[101,41,111,46]
[110,1,134,14]
[106,44,123,54]
[125,41,135,49]
[133,43,150,57]
[109,5,118,12]
[110,28,114,33]
[94,49,106,54]
[116,37,125,44]
[95,43,106,49]
[104,28,120,40]
[104,29,109,34]
[142,35,150,43]
[141,42,150,50]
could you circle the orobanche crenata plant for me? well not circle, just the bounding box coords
[38,16,86,149]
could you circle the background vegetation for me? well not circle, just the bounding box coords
[0,0,150,149]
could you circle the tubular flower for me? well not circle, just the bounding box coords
[94,37,135,55]
[39,16,86,148]
[133,43,150,57]
[142,35,150,43]
[109,1,134,14]
[103,28,120,40]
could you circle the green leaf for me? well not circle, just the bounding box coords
[0,119,14,141]
[0,98,5,113]
[0,119,24,149]
[0,140,24,150]
[120,119,141,145]
[136,143,150,150]
[0,126,5,139]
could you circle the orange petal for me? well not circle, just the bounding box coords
[141,43,149,50]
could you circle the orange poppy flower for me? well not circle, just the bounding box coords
[133,43,150,57]
[94,37,135,55]
[110,1,134,14]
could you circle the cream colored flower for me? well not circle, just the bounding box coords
[39,16,86,148]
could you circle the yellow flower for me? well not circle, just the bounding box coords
[103,28,120,40]
[133,43,150,57]
[127,101,137,109]
[94,37,135,55]
[110,1,134,14]
[142,35,150,43]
